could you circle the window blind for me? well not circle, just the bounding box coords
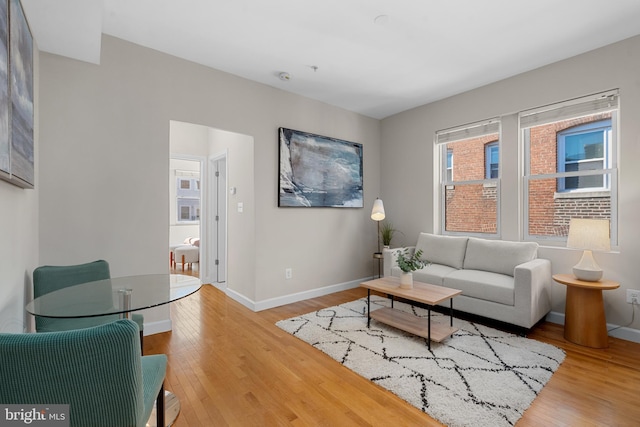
[436,119,500,145]
[520,90,618,129]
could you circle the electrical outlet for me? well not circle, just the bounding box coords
[285,268,292,280]
[626,289,640,304]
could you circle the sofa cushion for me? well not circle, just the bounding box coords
[444,269,515,306]
[463,238,538,277]
[415,233,469,269]
[411,264,458,287]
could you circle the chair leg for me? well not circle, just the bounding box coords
[156,382,165,427]
[181,255,185,271]
[139,330,144,354]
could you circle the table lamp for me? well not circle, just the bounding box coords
[371,198,385,253]
[566,218,610,282]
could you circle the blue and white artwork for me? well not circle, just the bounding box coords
[0,0,8,178]
[279,128,363,208]
[8,0,33,188]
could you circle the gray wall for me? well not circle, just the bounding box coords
[0,52,38,333]
[5,31,640,340]
[381,34,640,336]
[37,35,381,327]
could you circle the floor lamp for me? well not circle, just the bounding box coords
[371,198,385,254]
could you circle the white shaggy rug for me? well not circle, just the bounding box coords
[276,296,565,427]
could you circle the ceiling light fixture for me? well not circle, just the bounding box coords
[279,72,291,81]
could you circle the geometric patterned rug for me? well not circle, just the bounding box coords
[276,296,565,427]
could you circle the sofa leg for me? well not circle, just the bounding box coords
[181,255,185,271]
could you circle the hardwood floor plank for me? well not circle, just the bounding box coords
[143,284,640,426]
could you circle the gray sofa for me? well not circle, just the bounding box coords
[383,233,552,329]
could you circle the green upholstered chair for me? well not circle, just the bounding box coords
[0,319,166,427]
[33,260,145,346]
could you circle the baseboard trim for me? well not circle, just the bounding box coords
[546,310,640,344]
[143,319,172,336]
[225,277,368,312]
[142,290,640,343]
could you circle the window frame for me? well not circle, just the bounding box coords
[485,142,499,179]
[556,119,611,192]
[176,176,201,224]
[436,118,501,238]
[520,91,618,246]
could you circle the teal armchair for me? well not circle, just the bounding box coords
[33,260,145,345]
[0,319,166,427]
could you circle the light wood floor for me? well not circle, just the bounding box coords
[144,285,640,426]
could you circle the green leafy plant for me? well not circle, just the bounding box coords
[380,221,401,246]
[396,248,428,273]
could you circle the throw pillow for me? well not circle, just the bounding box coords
[463,238,538,276]
[415,233,469,269]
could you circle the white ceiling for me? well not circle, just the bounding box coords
[21,0,640,119]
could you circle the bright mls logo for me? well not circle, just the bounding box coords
[0,405,68,426]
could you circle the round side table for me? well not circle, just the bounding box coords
[373,252,384,278]
[553,273,619,348]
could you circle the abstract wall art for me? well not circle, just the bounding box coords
[0,0,9,179]
[7,0,33,188]
[0,0,33,188]
[278,127,363,208]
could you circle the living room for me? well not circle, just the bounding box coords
[2,2,640,426]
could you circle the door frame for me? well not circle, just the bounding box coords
[209,151,228,288]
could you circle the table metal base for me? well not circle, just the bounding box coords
[147,390,180,427]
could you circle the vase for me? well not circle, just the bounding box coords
[399,272,413,289]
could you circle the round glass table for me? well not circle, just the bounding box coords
[26,273,202,427]
[26,274,201,319]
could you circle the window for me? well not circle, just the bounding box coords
[485,142,499,179]
[521,90,617,243]
[436,119,500,236]
[557,119,611,191]
[176,176,200,223]
[446,149,453,182]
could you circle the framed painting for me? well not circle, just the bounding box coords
[6,0,33,188]
[0,0,8,180]
[278,127,363,208]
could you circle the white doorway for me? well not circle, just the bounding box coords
[170,119,254,292]
[169,155,204,274]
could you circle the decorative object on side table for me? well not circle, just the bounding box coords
[396,248,428,289]
[566,218,611,281]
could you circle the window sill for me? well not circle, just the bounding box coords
[554,190,610,199]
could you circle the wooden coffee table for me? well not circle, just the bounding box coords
[360,277,461,350]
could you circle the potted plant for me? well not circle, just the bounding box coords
[396,248,428,289]
[380,221,400,249]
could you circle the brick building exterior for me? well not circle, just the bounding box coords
[445,134,498,233]
[445,114,611,236]
[528,113,611,237]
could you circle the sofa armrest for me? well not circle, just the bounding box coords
[383,246,415,277]
[514,258,552,326]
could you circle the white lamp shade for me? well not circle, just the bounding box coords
[371,198,385,221]
[567,218,610,281]
[566,218,611,252]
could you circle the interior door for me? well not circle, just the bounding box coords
[211,156,227,283]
